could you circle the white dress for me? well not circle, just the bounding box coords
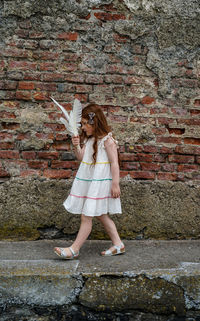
[63,132,122,217]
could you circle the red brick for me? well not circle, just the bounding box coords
[57,32,78,41]
[0,169,10,177]
[75,85,93,93]
[3,101,20,109]
[141,96,155,105]
[44,123,65,132]
[16,91,32,100]
[150,107,169,114]
[0,61,5,70]
[37,151,59,159]
[156,137,182,145]
[194,99,200,106]
[121,162,139,170]
[33,92,47,101]
[22,151,36,159]
[190,109,200,116]
[167,128,185,135]
[29,32,45,38]
[94,12,126,21]
[51,160,78,169]
[85,75,104,84]
[140,163,161,171]
[143,146,159,153]
[24,72,41,81]
[0,151,20,159]
[120,154,138,161]
[20,170,41,177]
[8,61,37,71]
[1,123,20,130]
[152,128,168,135]
[184,138,200,145]
[160,147,174,154]
[130,171,155,180]
[35,83,57,91]
[0,111,16,119]
[42,73,66,82]
[28,161,48,169]
[39,62,56,71]
[52,142,71,151]
[178,119,200,126]
[65,74,85,83]
[168,155,194,163]
[196,157,200,164]
[0,142,14,149]
[120,171,129,178]
[161,164,176,172]
[33,51,59,61]
[0,133,13,141]
[177,164,199,172]
[157,118,175,125]
[0,80,17,90]
[171,108,188,116]
[113,34,129,43]
[74,93,88,103]
[36,133,54,140]
[175,146,200,155]
[104,75,124,84]
[154,154,167,163]
[138,154,153,162]
[43,169,72,179]
[157,172,178,180]
[18,82,35,90]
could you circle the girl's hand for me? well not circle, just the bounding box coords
[72,136,80,148]
[111,183,121,198]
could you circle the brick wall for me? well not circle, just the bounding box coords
[0,1,200,183]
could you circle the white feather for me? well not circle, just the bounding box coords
[51,97,70,121]
[51,97,82,137]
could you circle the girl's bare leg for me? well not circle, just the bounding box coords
[54,214,92,257]
[97,214,123,254]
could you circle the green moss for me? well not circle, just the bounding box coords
[0,225,40,241]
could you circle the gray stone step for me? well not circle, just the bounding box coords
[0,240,200,320]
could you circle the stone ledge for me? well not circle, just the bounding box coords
[0,240,200,320]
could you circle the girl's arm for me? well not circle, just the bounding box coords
[104,138,120,198]
[72,136,85,161]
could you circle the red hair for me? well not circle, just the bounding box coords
[80,104,111,164]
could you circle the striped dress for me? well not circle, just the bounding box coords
[63,132,122,217]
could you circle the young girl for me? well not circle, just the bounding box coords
[54,104,125,259]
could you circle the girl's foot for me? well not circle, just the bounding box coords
[101,243,125,256]
[54,247,79,260]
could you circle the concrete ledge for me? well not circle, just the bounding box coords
[1,179,200,241]
[0,240,200,320]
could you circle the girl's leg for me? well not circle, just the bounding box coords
[97,214,124,254]
[54,214,92,257]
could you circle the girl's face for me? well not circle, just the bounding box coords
[81,118,94,136]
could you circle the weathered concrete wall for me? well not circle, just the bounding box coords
[0,178,199,240]
[0,0,199,239]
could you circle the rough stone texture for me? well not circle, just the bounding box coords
[79,276,185,315]
[0,178,199,240]
[0,0,200,239]
[0,240,200,320]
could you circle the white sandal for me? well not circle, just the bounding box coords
[54,247,79,260]
[101,243,125,257]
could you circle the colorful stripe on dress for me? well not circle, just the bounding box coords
[70,194,112,200]
[81,161,110,165]
[75,177,112,182]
